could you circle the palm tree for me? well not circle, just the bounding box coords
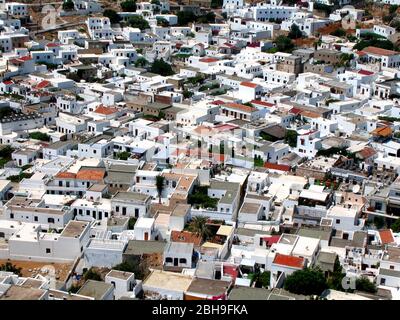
[188,216,212,241]
[155,175,165,204]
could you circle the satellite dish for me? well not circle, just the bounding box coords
[352,184,360,194]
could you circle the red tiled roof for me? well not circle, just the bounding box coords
[94,106,119,115]
[380,229,394,244]
[223,264,239,280]
[170,231,202,246]
[46,43,60,48]
[273,253,304,269]
[363,46,399,56]
[214,123,238,132]
[358,69,374,76]
[240,81,259,89]
[35,80,51,90]
[371,126,392,137]
[262,235,280,246]
[251,100,274,108]
[264,162,291,172]
[357,50,366,57]
[248,42,260,48]
[55,172,76,179]
[199,57,219,63]
[223,102,257,113]
[210,100,225,105]
[76,169,105,181]
[289,107,302,115]
[3,80,13,85]
[357,146,376,159]
[19,55,32,61]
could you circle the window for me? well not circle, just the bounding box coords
[390,265,395,270]
[179,258,187,264]
[166,257,173,263]
[48,218,55,223]
[116,206,120,212]
[34,216,38,222]
[46,248,51,253]
[336,219,340,224]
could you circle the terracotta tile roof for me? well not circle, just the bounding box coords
[199,57,219,63]
[251,100,274,107]
[223,264,238,280]
[240,81,259,88]
[94,106,119,115]
[223,102,257,113]
[35,80,51,90]
[55,172,76,179]
[19,55,32,61]
[363,46,399,56]
[262,235,280,246]
[170,231,202,246]
[214,123,238,132]
[301,110,320,119]
[289,107,302,115]
[356,146,377,159]
[210,100,225,105]
[264,162,291,172]
[371,126,392,137]
[380,229,394,244]
[358,69,374,76]
[76,169,105,181]
[46,43,60,48]
[273,253,304,269]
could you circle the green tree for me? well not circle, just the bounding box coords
[330,28,346,37]
[197,12,215,24]
[284,268,328,296]
[128,217,137,229]
[121,0,137,12]
[0,262,22,276]
[103,9,122,24]
[150,58,174,76]
[29,132,50,142]
[327,256,346,291]
[285,129,298,147]
[134,57,148,67]
[177,11,197,26]
[211,0,223,8]
[183,89,193,99]
[187,216,212,241]
[188,186,218,209]
[274,35,295,53]
[116,151,131,160]
[62,0,74,11]
[156,17,169,27]
[288,24,303,39]
[391,219,400,232]
[374,216,385,229]
[258,271,270,288]
[155,175,165,204]
[83,268,102,281]
[356,276,377,293]
[128,16,150,30]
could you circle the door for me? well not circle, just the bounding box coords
[174,258,178,266]
[144,232,149,241]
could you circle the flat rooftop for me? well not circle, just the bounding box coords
[143,269,192,292]
[186,278,230,296]
[77,280,113,300]
[60,221,89,238]
[0,285,46,300]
